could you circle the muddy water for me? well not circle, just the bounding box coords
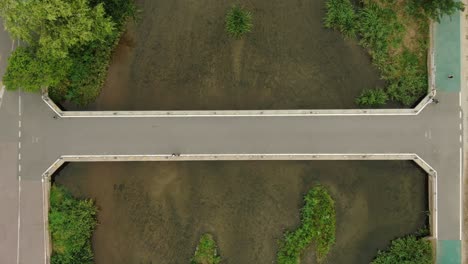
[69,0,385,111]
[54,161,427,264]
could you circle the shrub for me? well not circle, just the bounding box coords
[356,88,388,106]
[48,0,135,105]
[277,185,336,264]
[3,46,71,92]
[191,233,221,264]
[49,185,98,264]
[225,5,253,38]
[1,0,135,106]
[324,0,357,38]
[371,235,433,264]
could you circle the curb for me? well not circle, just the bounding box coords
[42,90,436,118]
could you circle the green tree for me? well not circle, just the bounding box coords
[49,185,98,264]
[3,46,71,92]
[0,0,115,59]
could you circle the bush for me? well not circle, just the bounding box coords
[49,185,98,264]
[324,0,357,38]
[48,0,135,105]
[356,88,388,106]
[3,47,71,92]
[191,233,221,264]
[1,0,135,106]
[277,185,336,264]
[371,235,433,264]
[225,5,253,38]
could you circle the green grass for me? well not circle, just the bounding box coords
[49,185,98,264]
[225,5,253,38]
[356,88,389,106]
[191,233,221,264]
[325,0,430,106]
[276,185,336,264]
[324,0,357,38]
[371,235,433,264]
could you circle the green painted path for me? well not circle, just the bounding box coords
[434,11,462,264]
[435,13,461,92]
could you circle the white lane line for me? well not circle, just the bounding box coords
[18,131,21,138]
[42,179,47,264]
[18,164,21,172]
[460,123,463,130]
[18,95,21,116]
[16,176,21,264]
[18,153,21,160]
[460,147,463,240]
[0,85,5,109]
[18,142,21,149]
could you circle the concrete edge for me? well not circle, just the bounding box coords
[42,93,436,117]
[40,153,438,253]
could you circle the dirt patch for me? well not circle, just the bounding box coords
[70,0,384,111]
[54,160,428,264]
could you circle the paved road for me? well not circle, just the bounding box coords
[9,88,461,263]
[0,14,465,264]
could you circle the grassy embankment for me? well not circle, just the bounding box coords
[325,0,430,107]
[49,185,98,264]
[276,185,336,264]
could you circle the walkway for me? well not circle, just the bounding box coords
[0,12,465,264]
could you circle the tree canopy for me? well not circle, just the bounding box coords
[1,0,134,101]
[0,0,114,59]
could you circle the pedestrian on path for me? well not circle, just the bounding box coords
[448,74,454,79]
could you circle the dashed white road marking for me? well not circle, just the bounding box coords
[460,123,463,130]
[18,120,21,128]
[41,179,47,264]
[18,95,21,116]
[18,142,21,149]
[0,85,5,109]
[16,175,21,264]
[18,153,21,160]
[424,131,432,139]
[18,131,21,138]
[459,92,462,107]
[460,147,463,240]
[18,164,21,172]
